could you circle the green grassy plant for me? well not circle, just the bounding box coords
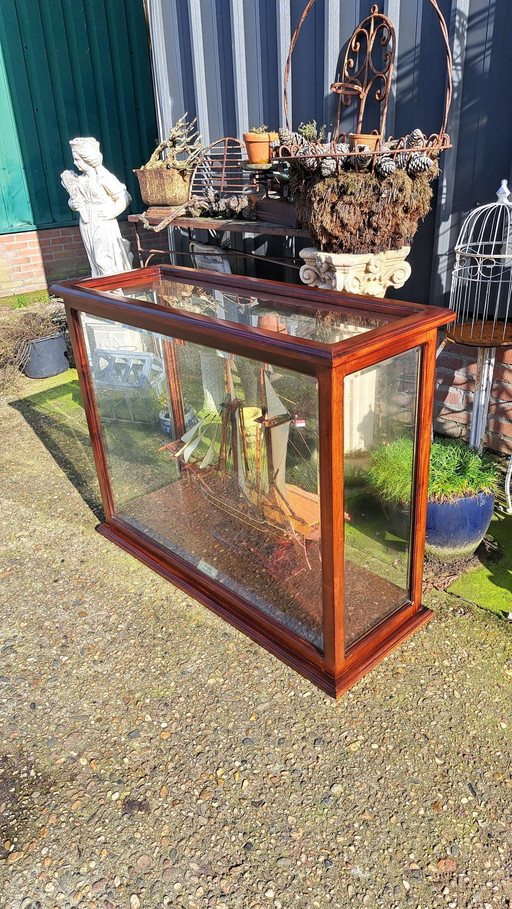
[368,436,499,505]
[297,120,326,142]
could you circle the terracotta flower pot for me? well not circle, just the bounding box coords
[348,133,382,151]
[257,314,287,333]
[243,133,272,165]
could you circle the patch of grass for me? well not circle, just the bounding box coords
[0,289,51,309]
[100,416,179,506]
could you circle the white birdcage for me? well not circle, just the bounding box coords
[446,179,512,511]
[448,180,512,347]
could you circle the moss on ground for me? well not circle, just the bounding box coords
[448,510,512,615]
[11,370,103,518]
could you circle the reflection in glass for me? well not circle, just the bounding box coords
[82,314,323,649]
[344,348,420,647]
[99,275,395,346]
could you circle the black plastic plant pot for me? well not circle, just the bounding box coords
[23,332,69,379]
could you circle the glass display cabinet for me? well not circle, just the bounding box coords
[52,266,454,697]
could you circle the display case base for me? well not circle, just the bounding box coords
[96,521,433,698]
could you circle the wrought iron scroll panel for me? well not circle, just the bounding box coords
[330,5,395,139]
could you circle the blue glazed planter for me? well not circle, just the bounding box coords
[387,492,495,558]
[158,405,197,437]
[425,492,495,558]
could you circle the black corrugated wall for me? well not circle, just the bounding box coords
[146,0,511,306]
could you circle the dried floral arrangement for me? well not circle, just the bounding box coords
[134,115,207,208]
[139,114,205,173]
[278,126,439,254]
[185,187,256,221]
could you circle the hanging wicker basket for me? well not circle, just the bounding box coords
[133,167,191,207]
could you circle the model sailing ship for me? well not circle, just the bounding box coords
[167,355,321,575]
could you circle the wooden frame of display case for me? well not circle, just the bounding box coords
[52,266,454,697]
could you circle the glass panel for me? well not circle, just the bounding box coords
[82,313,323,650]
[344,347,420,647]
[94,274,396,345]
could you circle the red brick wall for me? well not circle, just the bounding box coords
[0,222,171,297]
[434,341,512,455]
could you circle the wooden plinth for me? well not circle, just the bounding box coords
[129,211,310,238]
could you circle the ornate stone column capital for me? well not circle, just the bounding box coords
[299,246,411,297]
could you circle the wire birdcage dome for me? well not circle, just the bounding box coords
[448,180,512,348]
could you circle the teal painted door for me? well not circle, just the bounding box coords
[0,40,33,230]
[0,0,158,232]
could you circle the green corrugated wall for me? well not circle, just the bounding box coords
[0,0,158,233]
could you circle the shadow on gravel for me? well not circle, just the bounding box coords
[0,751,56,861]
[10,377,104,522]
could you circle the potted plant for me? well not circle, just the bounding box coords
[0,308,69,382]
[134,114,205,207]
[242,126,279,165]
[367,436,499,559]
[158,393,197,438]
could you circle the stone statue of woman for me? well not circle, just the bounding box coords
[61,137,133,277]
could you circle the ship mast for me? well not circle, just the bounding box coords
[255,367,292,504]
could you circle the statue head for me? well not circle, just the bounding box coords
[69,137,103,170]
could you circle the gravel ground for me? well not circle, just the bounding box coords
[1,379,512,909]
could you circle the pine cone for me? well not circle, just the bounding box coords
[278,127,305,147]
[353,145,372,169]
[395,151,409,170]
[374,155,396,177]
[407,153,433,175]
[335,142,350,166]
[297,143,319,170]
[320,157,337,177]
[406,128,424,149]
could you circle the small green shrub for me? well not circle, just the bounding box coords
[368,436,499,505]
[297,120,326,142]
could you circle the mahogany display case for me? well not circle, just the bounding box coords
[52,266,454,697]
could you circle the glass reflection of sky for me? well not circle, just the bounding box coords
[105,277,393,347]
